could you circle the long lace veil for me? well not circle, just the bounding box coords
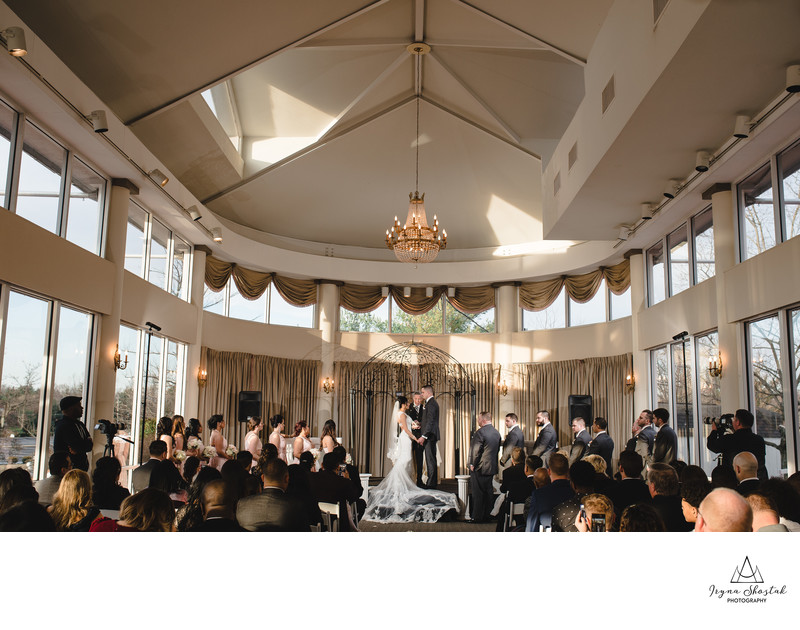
[386,400,401,463]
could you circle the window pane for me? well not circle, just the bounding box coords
[749,316,786,476]
[671,339,695,464]
[668,226,690,296]
[171,236,190,300]
[740,163,776,259]
[693,207,715,282]
[570,279,606,326]
[148,219,170,291]
[652,346,670,412]
[203,284,225,314]
[163,341,181,418]
[140,335,163,460]
[648,242,665,305]
[16,121,65,234]
[779,138,800,241]
[114,325,139,485]
[65,158,104,255]
[793,310,800,460]
[47,306,93,460]
[392,299,443,334]
[269,284,313,327]
[522,289,565,330]
[0,291,49,474]
[609,286,631,320]
[696,332,721,476]
[339,301,389,332]
[229,280,266,322]
[446,303,495,333]
[125,202,147,276]
[0,100,15,209]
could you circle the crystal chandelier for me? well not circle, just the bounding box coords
[385,43,447,264]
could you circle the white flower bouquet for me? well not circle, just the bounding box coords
[173,449,187,462]
[202,445,218,459]
[225,444,239,458]
[187,437,203,451]
[310,447,321,461]
[345,454,353,465]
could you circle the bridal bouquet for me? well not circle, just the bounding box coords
[202,445,218,459]
[173,449,187,462]
[187,437,203,452]
[225,444,239,458]
[345,454,353,465]
[310,448,321,462]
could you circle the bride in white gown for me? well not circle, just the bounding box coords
[363,396,460,523]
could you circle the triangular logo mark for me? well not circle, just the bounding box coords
[731,556,764,584]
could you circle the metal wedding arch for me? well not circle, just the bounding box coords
[349,341,476,474]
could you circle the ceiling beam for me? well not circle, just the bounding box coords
[415,0,426,42]
[297,38,410,50]
[450,0,586,66]
[428,51,520,144]
[202,96,417,205]
[125,0,393,126]
[425,39,545,51]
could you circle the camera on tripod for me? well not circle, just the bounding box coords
[703,412,734,432]
[95,419,126,436]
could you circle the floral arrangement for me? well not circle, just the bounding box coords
[202,445,218,459]
[345,454,353,465]
[187,437,203,451]
[225,444,239,458]
[310,448,321,461]
[173,449,187,462]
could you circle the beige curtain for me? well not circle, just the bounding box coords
[516,353,633,472]
[204,256,318,305]
[519,260,631,309]
[199,348,320,452]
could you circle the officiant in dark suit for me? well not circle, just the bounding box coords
[418,385,440,488]
[469,411,501,523]
[407,391,425,487]
[499,413,525,468]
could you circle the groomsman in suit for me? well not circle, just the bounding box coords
[586,417,614,473]
[652,408,678,465]
[131,440,168,494]
[568,417,591,465]
[418,385,440,488]
[500,413,525,468]
[531,410,557,465]
[469,412,501,523]
[407,391,425,487]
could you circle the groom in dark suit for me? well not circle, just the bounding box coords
[418,385,440,488]
[407,391,425,487]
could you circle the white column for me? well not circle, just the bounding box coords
[184,245,209,420]
[317,282,338,433]
[495,284,516,422]
[628,251,649,415]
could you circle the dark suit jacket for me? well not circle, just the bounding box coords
[707,428,768,481]
[407,403,423,438]
[309,470,361,505]
[651,494,692,532]
[469,424,501,476]
[639,425,656,455]
[737,478,761,497]
[500,464,534,503]
[500,425,525,465]
[421,397,440,441]
[609,477,651,519]
[190,517,246,532]
[52,417,93,471]
[531,423,557,463]
[587,431,614,473]
[236,487,310,532]
[131,458,160,494]
[525,478,574,532]
[569,429,591,465]
[653,424,678,464]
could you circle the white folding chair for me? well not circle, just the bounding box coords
[504,501,525,532]
[318,501,340,532]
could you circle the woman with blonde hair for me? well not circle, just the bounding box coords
[244,416,263,464]
[49,469,101,531]
[90,488,175,532]
[171,415,186,452]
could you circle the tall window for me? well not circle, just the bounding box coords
[339,300,389,332]
[522,284,628,331]
[340,296,495,333]
[779,138,800,242]
[668,227,690,296]
[671,338,696,464]
[0,285,94,479]
[17,120,65,235]
[647,242,666,305]
[124,201,191,301]
[693,207,715,283]
[0,99,16,209]
[522,288,566,331]
[204,279,315,328]
[569,280,606,327]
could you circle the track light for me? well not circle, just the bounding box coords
[733,115,752,139]
[148,169,168,187]
[695,151,711,172]
[381,286,389,298]
[447,287,455,298]
[88,110,108,133]
[663,179,680,199]
[640,203,653,221]
[403,286,411,298]
[425,286,433,298]
[618,226,631,241]
[786,65,800,93]
[211,227,222,242]
[187,205,202,221]
[2,27,27,56]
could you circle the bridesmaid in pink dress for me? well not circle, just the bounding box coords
[292,420,312,462]
[208,414,228,471]
[268,414,287,462]
[244,416,263,465]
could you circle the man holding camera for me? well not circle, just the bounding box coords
[707,409,768,481]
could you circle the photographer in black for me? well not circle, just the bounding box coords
[706,409,767,481]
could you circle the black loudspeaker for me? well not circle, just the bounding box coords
[568,395,592,424]
[238,391,262,423]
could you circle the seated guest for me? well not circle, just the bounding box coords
[670,459,688,480]
[91,488,175,532]
[647,463,692,532]
[333,445,365,520]
[787,471,800,496]
[710,464,738,490]
[298,451,316,472]
[747,493,789,532]
[495,447,532,531]
[525,453,574,532]
[237,458,310,532]
[679,466,711,526]
[0,501,56,531]
[609,451,650,521]
[36,451,72,506]
[49,469,100,531]
[757,478,800,531]
[190,480,245,532]
[182,456,201,486]
[309,453,361,531]
[236,450,254,472]
[573,493,615,532]
[583,454,615,498]
[256,443,279,476]
[91,456,130,510]
[733,452,761,496]
[552,460,596,532]
[221,459,250,502]
[174,466,222,532]
[131,440,168,494]
[0,468,39,516]
[287,464,323,528]
[619,503,665,532]
[694,487,753,532]
[150,459,188,506]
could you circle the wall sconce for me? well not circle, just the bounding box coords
[709,356,723,378]
[197,369,207,388]
[497,379,508,397]
[322,377,334,394]
[625,373,635,393]
[113,344,128,371]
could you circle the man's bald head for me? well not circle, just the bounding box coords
[695,488,753,532]
[533,468,551,489]
[201,479,237,519]
[733,451,758,481]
